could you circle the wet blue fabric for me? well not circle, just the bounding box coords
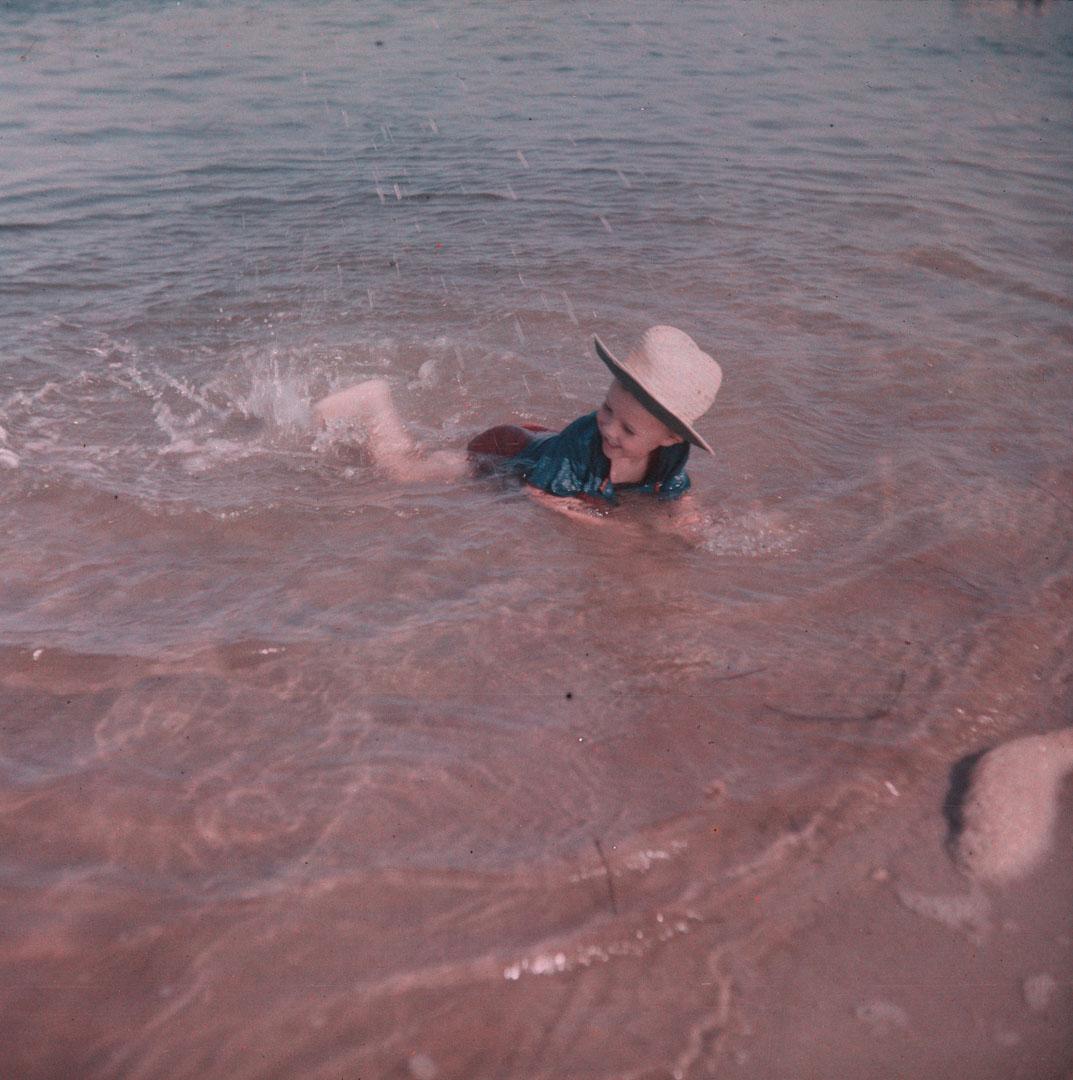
[504,412,691,503]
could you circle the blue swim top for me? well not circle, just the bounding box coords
[505,411,691,503]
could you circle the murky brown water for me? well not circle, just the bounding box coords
[2,2,1072,1076]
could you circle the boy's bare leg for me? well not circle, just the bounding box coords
[313,379,465,483]
[313,379,415,451]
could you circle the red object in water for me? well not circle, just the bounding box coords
[466,424,551,459]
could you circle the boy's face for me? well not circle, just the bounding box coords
[596,379,682,463]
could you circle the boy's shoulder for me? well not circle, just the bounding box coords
[506,411,602,496]
[510,410,599,462]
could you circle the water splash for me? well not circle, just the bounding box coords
[701,508,802,557]
[234,354,313,433]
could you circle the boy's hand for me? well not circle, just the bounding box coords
[657,494,707,545]
[526,488,610,524]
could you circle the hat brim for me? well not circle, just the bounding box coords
[593,335,714,454]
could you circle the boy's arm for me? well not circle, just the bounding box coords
[525,487,611,524]
[523,487,703,537]
[655,493,708,545]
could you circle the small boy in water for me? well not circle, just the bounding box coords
[313,325,722,525]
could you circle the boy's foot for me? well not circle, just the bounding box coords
[312,379,394,429]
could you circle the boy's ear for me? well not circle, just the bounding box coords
[659,432,685,447]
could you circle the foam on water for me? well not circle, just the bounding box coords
[0,423,18,470]
[700,507,802,558]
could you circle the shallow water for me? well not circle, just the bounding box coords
[2,2,1072,1077]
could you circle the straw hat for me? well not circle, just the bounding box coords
[593,325,722,454]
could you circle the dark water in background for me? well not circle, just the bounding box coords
[2,2,1072,1077]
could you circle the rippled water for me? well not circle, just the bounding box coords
[2,2,1072,1077]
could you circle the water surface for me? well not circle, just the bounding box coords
[2,2,1072,1077]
